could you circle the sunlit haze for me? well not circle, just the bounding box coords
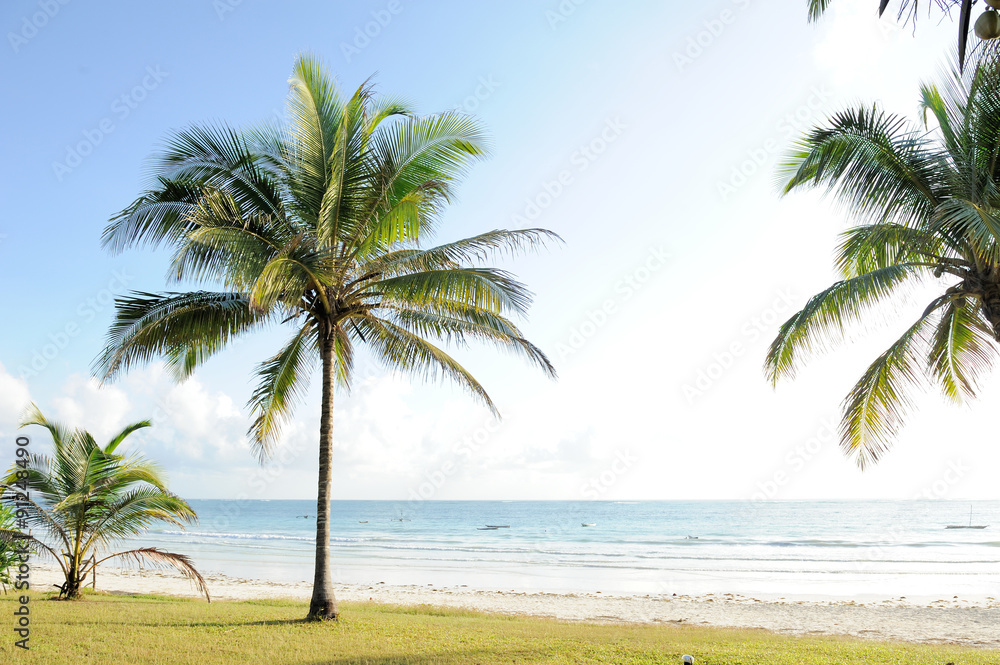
[2,0,995,501]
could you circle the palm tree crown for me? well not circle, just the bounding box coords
[96,54,557,619]
[0,405,208,600]
[768,50,1000,468]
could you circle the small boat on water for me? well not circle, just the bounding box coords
[477,526,500,530]
[485,525,510,528]
[358,520,368,523]
[581,523,596,527]
[946,506,988,529]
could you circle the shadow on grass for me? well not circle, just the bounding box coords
[304,649,547,665]
[184,618,312,628]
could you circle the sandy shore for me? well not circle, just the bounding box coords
[26,563,999,648]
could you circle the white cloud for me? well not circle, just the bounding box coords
[0,362,31,428]
[50,374,131,441]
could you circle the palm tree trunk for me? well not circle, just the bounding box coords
[307,330,340,621]
[64,555,81,599]
[981,285,1000,341]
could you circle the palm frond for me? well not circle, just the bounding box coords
[0,529,64,575]
[374,268,535,318]
[0,483,72,555]
[95,548,210,601]
[94,291,269,382]
[81,487,196,552]
[840,310,938,468]
[104,421,153,455]
[354,317,497,415]
[931,198,1000,263]
[765,265,922,385]
[248,323,319,460]
[779,104,943,228]
[168,189,292,288]
[331,323,354,391]
[928,296,998,402]
[101,179,202,254]
[345,111,489,248]
[807,0,833,22]
[157,123,284,218]
[835,224,956,277]
[285,54,351,228]
[365,229,563,277]
[18,403,70,455]
[386,306,556,378]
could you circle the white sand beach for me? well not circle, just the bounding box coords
[27,563,999,648]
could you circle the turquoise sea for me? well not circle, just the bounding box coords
[129,500,1000,601]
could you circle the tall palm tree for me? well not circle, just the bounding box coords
[767,49,1000,468]
[95,54,557,620]
[0,405,208,600]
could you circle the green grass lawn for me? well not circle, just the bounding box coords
[0,591,994,664]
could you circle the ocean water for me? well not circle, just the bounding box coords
[127,500,1000,601]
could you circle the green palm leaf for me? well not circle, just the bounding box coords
[248,324,319,460]
[779,105,943,228]
[841,311,936,468]
[353,317,496,415]
[766,265,921,384]
[95,291,269,381]
[928,297,998,402]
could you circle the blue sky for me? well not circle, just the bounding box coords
[2,0,998,501]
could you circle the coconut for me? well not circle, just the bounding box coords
[975,10,1000,40]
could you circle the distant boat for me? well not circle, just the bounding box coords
[946,506,988,529]
[358,520,368,523]
[685,536,699,540]
[477,526,500,530]
[485,525,510,528]
[581,523,596,527]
